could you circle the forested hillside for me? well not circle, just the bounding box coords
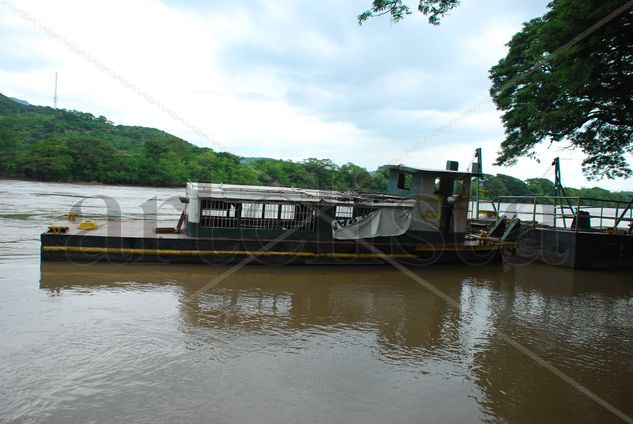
[475,175,632,204]
[0,92,630,201]
[0,92,391,189]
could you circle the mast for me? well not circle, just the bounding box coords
[552,157,575,227]
[474,148,482,218]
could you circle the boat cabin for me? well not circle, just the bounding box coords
[184,163,472,242]
[386,165,472,236]
[185,183,416,241]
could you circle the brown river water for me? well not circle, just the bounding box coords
[1,179,633,423]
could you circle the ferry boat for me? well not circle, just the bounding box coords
[40,163,505,265]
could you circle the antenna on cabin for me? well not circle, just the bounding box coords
[53,72,58,108]
[473,147,483,218]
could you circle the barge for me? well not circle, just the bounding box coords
[41,163,506,265]
[495,195,633,270]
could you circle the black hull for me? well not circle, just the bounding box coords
[41,232,500,267]
[509,228,633,270]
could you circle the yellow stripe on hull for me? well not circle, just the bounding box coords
[43,243,503,260]
[42,245,418,260]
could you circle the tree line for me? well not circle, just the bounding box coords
[0,92,630,202]
[0,93,388,189]
[474,174,632,205]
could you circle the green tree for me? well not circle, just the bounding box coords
[0,130,23,175]
[489,0,633,179]
[526,178,555,196]
[102,151,141,184]
[20,138,73,181]
[251,159,291,186]
[336,163,373,191]
[358,0,460,24]
[144,138,171,157]
[302,158,339,189]
[368,166,390,192]
[227,163,260,185]
[282,161,317,188]
[495,174,531,197]
[479,175,508,200]
[66,137,118,182]
[188,150,224,182]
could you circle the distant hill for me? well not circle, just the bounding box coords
[0,91,386,189]
[0,93,29,113]
[9,97,29,106]
[0,92,191,153]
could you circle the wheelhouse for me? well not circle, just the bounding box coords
[387,165,472,237]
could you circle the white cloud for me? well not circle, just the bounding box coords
[458,19,522,68]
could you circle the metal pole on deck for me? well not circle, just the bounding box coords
[552,157,575,228]
[575,197,581,234]
[475,148,482,219]
[613,198,633,231]
[613,204,619,233]
[476,178,480,219]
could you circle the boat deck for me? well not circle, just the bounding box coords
[52,220,187,239]
[48,220,493,247]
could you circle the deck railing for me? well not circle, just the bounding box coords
[469,196,633,232]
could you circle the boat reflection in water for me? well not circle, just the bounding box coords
[39,263,633,423]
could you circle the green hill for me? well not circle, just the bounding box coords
[0,92,189,152]
[0,91,630,202]
[0,92,387,189]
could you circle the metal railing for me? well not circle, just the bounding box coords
[469,196,633,233]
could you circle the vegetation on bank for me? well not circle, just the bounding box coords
[475,175,632,204]
[0,93,389,190]
[0,93,630,202]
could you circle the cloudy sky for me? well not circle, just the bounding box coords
[0,0,631,190]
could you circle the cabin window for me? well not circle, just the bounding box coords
[200,200,238,228]
[242,203,264,219]
[261,204,280,229]
[335,205,376,220]
[279,204,295,220]
[335,205,353,219]
[453,179,464,196]
[240,203,267,228]
[397,172,412,190]
[292,205,316,231]
[210,202,316,231]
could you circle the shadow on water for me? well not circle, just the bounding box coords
[38,262,633,423]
